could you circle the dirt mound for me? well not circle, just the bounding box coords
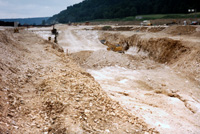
[171,47,200,83]
[192,31,200,37]
[114,27,133,31]
[0,30,32,134]
[139,38,189,64]
[70,50,131,69]
[92,26,102,30]
[189,26,200,37]
[99,33,125,44]
[37,66,155,133]
[163,25,197,35]
[0,30,15,45]
[69,51,93,65]
[132,27,148,32]
[93,26,133,31]
[82,50,131,69]
[147,27,166,33]
[0,90,9,133]
[70,49,159,70]
[0,31,10,44]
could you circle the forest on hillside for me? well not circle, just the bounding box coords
[0,17,49,25]
[48,0,199,23]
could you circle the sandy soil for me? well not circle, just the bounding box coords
[0,27,156,133]
[56,25,200,134]
[1,24,200,134]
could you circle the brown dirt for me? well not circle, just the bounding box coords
[84,26,200,133]
[99,30,200,84]
[192,31,200,37]
[99,33,125,44]
[32,25,200,133]
[94,26,166,33]
[131,37,189,64]
[93,26,133,31]
[114,27,133,31]
[2,25,200,134]
[125,34,200,83]
[163,25,197,35]
[132,27,148,32]
[0,29,157,133]
[147,27,166,33]
[70,49,159,71]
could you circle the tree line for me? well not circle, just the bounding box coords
[48,0,199,23]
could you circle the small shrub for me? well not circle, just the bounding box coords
[102,26,112,31]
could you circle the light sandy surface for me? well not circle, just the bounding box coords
[0,26,156,133]
[53,25,200,134]
[0,26,13,30]
[2,24,199,134]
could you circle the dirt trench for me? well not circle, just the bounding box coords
[10,25,200,134]
[99,32,200,83]
[68,26,200,134]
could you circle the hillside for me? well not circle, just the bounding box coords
[0,17,49,25]
[47,0,199,23]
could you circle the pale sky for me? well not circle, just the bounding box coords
[0,0,83,19]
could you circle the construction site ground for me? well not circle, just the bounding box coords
[0,24,200,134]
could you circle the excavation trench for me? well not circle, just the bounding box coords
[32,25,200,134]
[1,29,157,133]
[67,28,200,134]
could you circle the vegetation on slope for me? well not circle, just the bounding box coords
[47,0,199,23]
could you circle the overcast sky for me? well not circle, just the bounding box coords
[0,0,83,19]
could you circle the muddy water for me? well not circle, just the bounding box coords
[34,25,200,134]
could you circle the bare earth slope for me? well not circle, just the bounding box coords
[1,25,200,134]
[0,29,156,133]
[57,25,200,134]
